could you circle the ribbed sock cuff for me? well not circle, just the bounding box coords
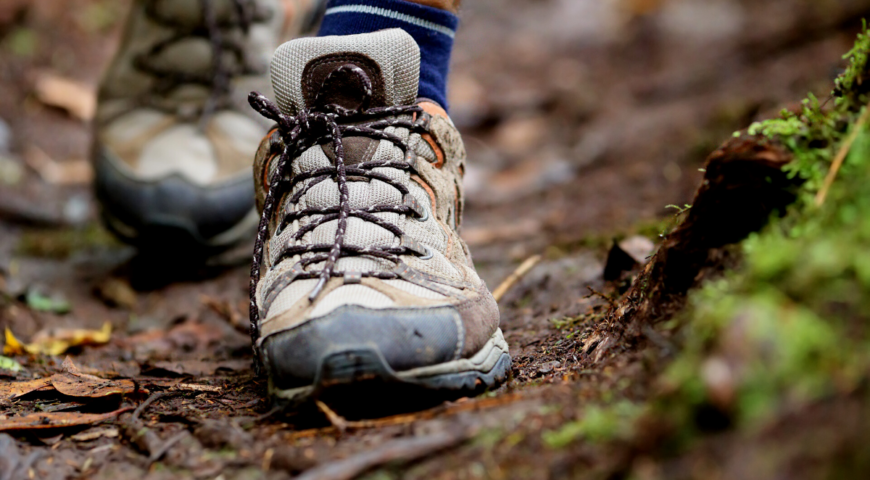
[316,0,458,111]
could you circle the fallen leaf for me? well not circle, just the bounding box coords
[50,357,136,398]
[0,355,22,372]
[0,377,53,399]
[3,328,29,355]
[33,73,96,121]
[122,320,224,356]
[35,433,63,445]
[24,288,71,313]
[142,359,249,377]
[137,377,185,389]
[173,383,221,393]
[5,322,113,356]
[24,146,93,186]
[51,373,135,398]
[0,407,133,432]
[39,401,88,412]
[93,278,137,309]
[71,427,119,442]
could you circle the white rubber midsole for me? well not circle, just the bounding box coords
[269,328,510,401]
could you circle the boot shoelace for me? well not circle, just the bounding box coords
[135,0,268,126]
[247,66,432,353]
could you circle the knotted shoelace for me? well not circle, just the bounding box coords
[246,66,433,354]
[135,0,266,126]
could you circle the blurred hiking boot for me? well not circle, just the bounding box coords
[92,0,324,256]
[248,29,511,408]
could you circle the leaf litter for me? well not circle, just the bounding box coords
[0,407,133,432]
[4,322,112,356]
[50,357,136,398]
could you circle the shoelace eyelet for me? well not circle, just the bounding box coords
[419,245,434,261]
[415,208,429,223]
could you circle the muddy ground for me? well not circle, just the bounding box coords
[1,0,869,479]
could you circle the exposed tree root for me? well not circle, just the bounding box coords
[583,136,798,364]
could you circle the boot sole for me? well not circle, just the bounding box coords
[100,206,259,256]
[268,328,511,410]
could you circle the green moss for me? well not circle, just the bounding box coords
[564,24,870,462]
[654,22,870,436]
[543,401,644,448]
[16,224,119,259]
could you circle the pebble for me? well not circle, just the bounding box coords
[538,360,562,375]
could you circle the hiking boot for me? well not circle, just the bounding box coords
[92,0,323,254]
[248,29,510,407]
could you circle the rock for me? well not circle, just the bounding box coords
[619,235,656,264]
[93,277,137,310]
[538,360,562,375]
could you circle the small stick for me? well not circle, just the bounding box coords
[315,400,348,432]
[294,429,469,480]
[585,286,617,309]
[133,391,170,422]
[492,254,542,302]
[816,101,870,206]
[148,431,188,464]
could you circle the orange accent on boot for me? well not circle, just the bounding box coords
[412,175,455,258]
[260,127,280,190]
[263,154,279,192]
[417,100,449,120]
[416,101,448,169]
[411,174,437,213]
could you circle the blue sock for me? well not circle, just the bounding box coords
[316,0,458,111]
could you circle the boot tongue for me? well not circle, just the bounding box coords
[269,29,421,115]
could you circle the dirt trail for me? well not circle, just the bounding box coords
[1,1,869,479]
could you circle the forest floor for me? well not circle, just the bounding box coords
[2,1,870,479]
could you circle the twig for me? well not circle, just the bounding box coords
[492,254,542,302]
[816,102,870,206]
[171,383,221,393]
[585,286,618,309]
[315,400,348,432]
[240,405,283,429]
[132,391,170,422]
[148,431,188,464]
[285,393,525,441]
[294,429,469,480]
[315,400,401,432]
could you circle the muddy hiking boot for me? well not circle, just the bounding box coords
[248,29,511,410]
[92,0,323,256]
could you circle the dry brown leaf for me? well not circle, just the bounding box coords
[93,278,137,309]
[71,427,120,442]
[51,373,136,398]
[25,146,93,185]
[4,322,112,356]
[50,357,136,398]
[0,407,133,432]
[33,73,96,121]
[0,377,54,399]
[143,359,249,377]
[122,320,223,356]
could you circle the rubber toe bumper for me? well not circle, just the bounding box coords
[261,305,466,391]
[94,147,256,250]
